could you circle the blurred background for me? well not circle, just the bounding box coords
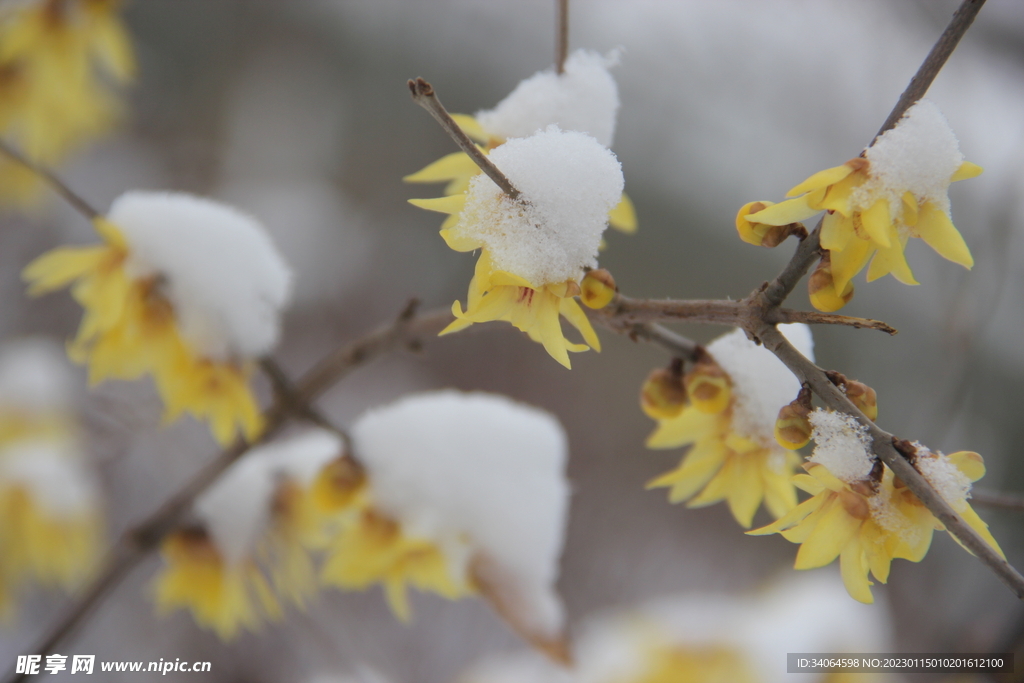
[1,0,1023,681]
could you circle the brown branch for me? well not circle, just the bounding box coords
[408,78,521,200]
[8,304,456,681]
[756,324,1024,600]
[556,0,569,74]
[971,490,1024,512]
[874,0,988,140]
[258,356,351,450]
[757,219,824,310]
[0,139,100,220]
[770,309,897,335]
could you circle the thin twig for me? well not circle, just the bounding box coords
[556,0,569,74]
[874,0,987,140]
[0,139,100,220]
[408,78,520,200]
[757,220,823,310]
[258,356,351,450]
[7,305,455,680]
[770,309,897,335]
[971,490,1024,512]
[756,324,1024,600]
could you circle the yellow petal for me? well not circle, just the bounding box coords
[22,247,108,295]
[535,291,571,369]
[450,114,489,144]
[762,466,799,519]
[439,228,480,252]
[489,270,536,289]
[747,494,824,536]
[916,202,973,269]
[958,504,1005,560]
[950,161,983,182]
[558,297,600,351]
[725,456,764,528]
[608,192,638,234]
[792,473,825,496]
[646,408,720,449]
[404,151,481,183]
[687,467,729,508]
[860,198,892,248]
[948,451,985,482]
[794,498,860,569]
[746,197,819,226]
[408,194,466,215]
[786,164,856,197]
[901,191,918,227]
[829,238,875,294]
[647,442,727,504]
[839,537,874,604]
[867,231,918,285]
[820,212,852,252]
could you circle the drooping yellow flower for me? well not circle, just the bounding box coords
[24,192,292,445]
[741,100,982,309]
[412,127,623,369]
[646,327,814,528]
[0,0,134,204]
[153,528,281,641]
[750,453,1001,604]
[321,501,472,621]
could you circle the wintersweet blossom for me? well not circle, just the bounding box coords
[412,127,623,368]
[405,49,636,235]
[331,391,570,649]
[153,431,350,638]
[0,0,134,203]
[0,340,100,617]
[741,100,982,309]
[646,326,813,528]
[751,410,1002,603]
[23,192,292,445]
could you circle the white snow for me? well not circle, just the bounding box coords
[350,390,570,638]
[109,191,293,361]
[0,338,75,412]
[807,409,874,483]
[706,324,813,448]
[914,444,972,511]
[0,438,99,518]
[476,49,621,148]
[852,99,964,219]
[195,429,345,565]
[454,127,623,285]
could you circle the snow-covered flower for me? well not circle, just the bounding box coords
[153,430,350,639]
[740,100,982,310]
[750,410,1002,603]
[646,325,813,528]
[406,49,636,235]
[0,0,134,203]
[23,192,292,445]
[412,127,623,368]
[0,339,100,616]
[324,391,570,656]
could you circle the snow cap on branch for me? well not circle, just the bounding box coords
[808,409,874,483]
[351,390,570,637]
[110,191,293,361]
[707,323,814,448]
[457,126,623,285]
[476,49,621,147]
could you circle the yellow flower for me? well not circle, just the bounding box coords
[0,0,134,203]
[321,500,472,621]
[22,191,290,446]
[617,644,756,683]
[750,455,1001,604]
[742,100,982,309]
[152,528,281,641]
[406,114,638,235]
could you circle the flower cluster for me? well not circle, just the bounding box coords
[155,392,570,654]
[645,325,813,528]
[0,0,134,203]
[0,339,101,617]
[24,192,292,445]
[737,100,982,311]
[751,409,1001,603]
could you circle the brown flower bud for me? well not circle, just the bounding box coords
[640,358,687,420]
[684,352,731,414]
[808,253,854,312]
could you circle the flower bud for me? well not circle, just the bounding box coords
[774,404,811,450]
[736,201,805,247]
[580,269,616,309]
[311,456,365,513]
[844,379,878,421]
[640,359,687,420]
[808,255,854,312]
[684,354,731,414]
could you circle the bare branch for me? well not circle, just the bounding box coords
[874,0,988,140]
[556,0,569,74]
[971,490,1024,512]
[769,309,897,335]
[408,78,521,200]
[0,139,100,220]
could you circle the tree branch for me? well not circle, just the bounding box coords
[0,139,100,220]
[408,78,521,200]
[556,0,569,74]
[971,490,1024,512]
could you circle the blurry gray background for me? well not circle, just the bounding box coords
[1,0,1024,681]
